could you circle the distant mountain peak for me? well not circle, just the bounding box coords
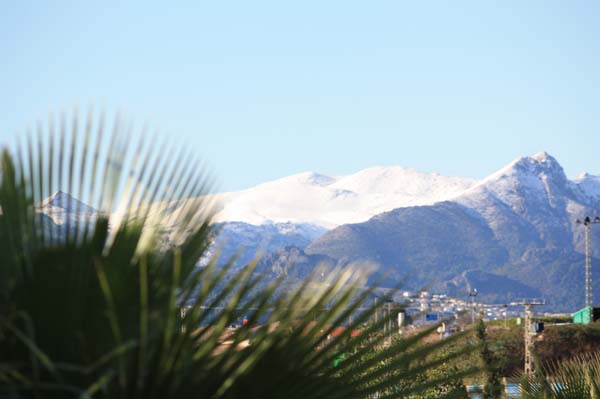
[39,191,96,214]
[296,172,336,187]
[483,151,566,185]
[514,151,561,170]
[531,151,553,162]
[576,172,598,181]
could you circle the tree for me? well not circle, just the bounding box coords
[476,320,503,399]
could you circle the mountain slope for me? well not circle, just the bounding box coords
[306,201,509,289]
[446,270,542,303]
[208,222,327,268]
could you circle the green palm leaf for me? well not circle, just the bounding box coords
[520,353,600,399]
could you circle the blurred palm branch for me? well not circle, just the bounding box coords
[520,353,600,399]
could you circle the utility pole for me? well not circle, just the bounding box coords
[388,301,394,345]
[469,289,478,324]
[375,296,389,345]
[379,299,393,346]
[374,297,378,324]
[382,299,386,338]
[387,301,392,345]
[513,299,545,378]
[576,216,600,307]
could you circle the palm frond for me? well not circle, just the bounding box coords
[520,352,600,399]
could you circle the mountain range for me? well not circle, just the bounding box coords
[36,152,600,311]
[210,166,476,228]
[303,152,600,310]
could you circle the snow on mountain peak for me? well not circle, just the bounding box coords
[39,191,96,213]
[211,166,477,228]
[38,191,97,225]
[576,172,594,181]
[35,152,599,233]
[575,172,600,201]
[478,152,566,188]
[295,172,337,187]
[531,151,552,162]
[330,165,475,196]
[457,152,582,221]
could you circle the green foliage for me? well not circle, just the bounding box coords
[535,323,600,365]
[520,353,600,399]
[538,315,572,324]
[464,321,600,380]
[0,112,476,398]
[476,320,502,399]
[485,324,523,377]
[354,327,474,399]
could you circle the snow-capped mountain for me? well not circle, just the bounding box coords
[304,152,600,310]
[34,166,477,268]
[33,152,600,310]
[37,190,98,225]
[575,172,600,202]
[126,166,475,267]
[210,167,477,228]
[454,152,600,253]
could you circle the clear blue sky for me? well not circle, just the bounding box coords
[2,1,599,191]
